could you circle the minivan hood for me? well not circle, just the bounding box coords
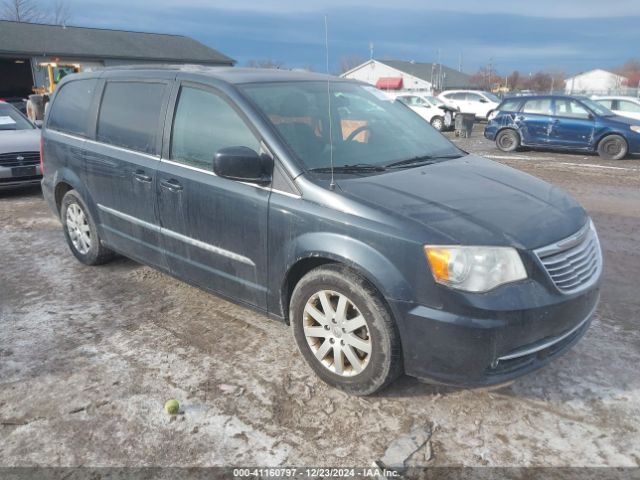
[336,155,587,250]
[0,129,40,154]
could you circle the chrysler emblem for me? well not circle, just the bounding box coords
[16,155,24,161]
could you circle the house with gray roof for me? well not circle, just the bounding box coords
[0,20,234,100]
[341,59,474,94]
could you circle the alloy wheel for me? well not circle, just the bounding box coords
[303,290,372,376]
[66,203,92,255]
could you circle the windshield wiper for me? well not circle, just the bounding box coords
[385,154,463,169]
[308,163,386,173]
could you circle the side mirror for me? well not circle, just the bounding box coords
[213,146,272,184]
[479,98,488,103]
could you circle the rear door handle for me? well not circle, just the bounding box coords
[160,179,183,192]
[133,170,152,183]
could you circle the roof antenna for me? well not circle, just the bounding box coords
[324,14,336,191]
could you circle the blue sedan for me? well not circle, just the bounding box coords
[484,95,640,160]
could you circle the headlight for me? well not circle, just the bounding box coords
[630,125,640,134]
[424,245,527,292]
[487,110,498,121]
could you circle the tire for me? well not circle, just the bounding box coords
[60,190,115,265]
[496,129,520,152]
[430,116,444,131]
[290,265,402,396]
[597,135,628,160]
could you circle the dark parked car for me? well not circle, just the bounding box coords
[485,95,640,160]
[0,102,42,188]
[41,67,602,395]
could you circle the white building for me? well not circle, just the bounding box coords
[565,69,628,94]
[341,59,473,94]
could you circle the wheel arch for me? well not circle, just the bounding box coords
[595,131,629,149]
[52,168,99,221]
[278,234,414,324]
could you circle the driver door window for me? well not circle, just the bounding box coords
[170,87,260,170]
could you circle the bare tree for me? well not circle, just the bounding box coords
[0,0,73,25]
[246,59,286,69]
[52,0,71,25]
[0,0,47,22]
[339,55,366,74]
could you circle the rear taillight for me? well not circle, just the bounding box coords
[39,136,44,175]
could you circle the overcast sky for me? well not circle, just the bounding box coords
[56,0,640,74]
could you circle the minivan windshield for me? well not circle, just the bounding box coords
[0,104,34,131]
[241,81,463,172]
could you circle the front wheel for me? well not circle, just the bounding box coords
[430,116,444,131]
[61,190,115,265]
[290,265,402,395]
[597,135,628,160]
[496,129,520,152]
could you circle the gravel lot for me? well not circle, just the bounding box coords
[1,131,639,468]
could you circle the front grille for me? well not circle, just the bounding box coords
[535,222,602,294]
[0,151,40,168]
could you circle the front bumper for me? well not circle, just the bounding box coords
[0,164,42,188]
[392,284,599,386]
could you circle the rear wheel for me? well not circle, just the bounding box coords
[597,135,628,160]
[496,129,520,152]
[61,190,115,265]
[290,265,402,395]
[430,116,444,131]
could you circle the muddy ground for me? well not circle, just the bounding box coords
[1,132,639,468]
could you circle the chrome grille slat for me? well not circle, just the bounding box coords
[542,239,596,267]
[547,244,597,277]
[0,151,40,168]
[535,222,602,294]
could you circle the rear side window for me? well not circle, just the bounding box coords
[170,87,260,170]
[522,98,552,115]
[97,81,166,155]
[48,79,97,137]
[499,99,521,112]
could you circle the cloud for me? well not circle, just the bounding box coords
[76,0,640,18]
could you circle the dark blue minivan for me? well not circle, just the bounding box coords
[485,95,640,160]
[41,67,602,395]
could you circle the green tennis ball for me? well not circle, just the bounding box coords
[164,399,180,415]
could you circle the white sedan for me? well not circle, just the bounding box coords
[593,96,640,121]
[393,93,457,131]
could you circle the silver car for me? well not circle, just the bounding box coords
[0,102,41,188]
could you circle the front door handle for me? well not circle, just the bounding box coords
[160,179,183,192]
[133,170,152,183]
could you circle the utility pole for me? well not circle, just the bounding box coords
[459,52,463,72]
[369,42,374,60]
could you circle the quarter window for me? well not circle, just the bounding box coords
[170,87,260,170]
[48,79,98,137]
[97,81,166,155]
[522,99,552,115]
